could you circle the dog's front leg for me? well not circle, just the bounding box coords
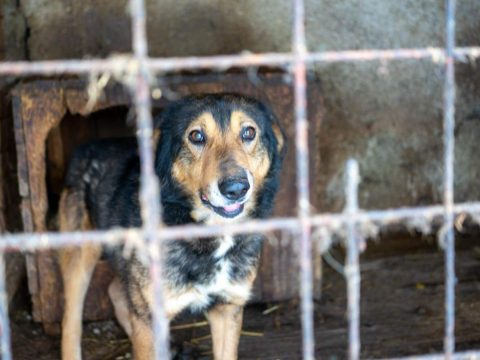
[208,303,244,360]
[108,277,133,337]
[59,244,102,360]
[130,315,155,360]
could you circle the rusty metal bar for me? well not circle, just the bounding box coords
[292,0,314,359]
[345,160,361,360]
[379,350,480,360]
[129,0,170,358]
[443,0,457,358]
[0,253,12,360]
[1,47,480,76]
[2,200,480,252]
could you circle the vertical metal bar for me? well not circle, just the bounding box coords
[443,0,457,358]
[130,0,170,359]
[345,160,361,360]
[292,0,314,359]
[0,253,12,360]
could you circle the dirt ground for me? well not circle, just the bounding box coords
[9,235,480,359]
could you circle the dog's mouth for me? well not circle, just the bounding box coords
[200,193,245,218]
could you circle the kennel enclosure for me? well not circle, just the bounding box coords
[0,0,480,359]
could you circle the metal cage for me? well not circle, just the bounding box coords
[1,0,480,359]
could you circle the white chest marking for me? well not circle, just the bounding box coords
[166,258,251,315]
[192,259,251,310]
[164,237,251,315]
[214,235,235,258]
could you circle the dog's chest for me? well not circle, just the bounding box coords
[166,235,255,314]
[192,235,251,304]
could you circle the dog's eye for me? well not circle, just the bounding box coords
[188,130,206,145]
[241,126,256,142]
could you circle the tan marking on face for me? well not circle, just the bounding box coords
[172,110,272,221]
[172,112,223,195]
[228,110,271,183]
[229,110,252,136]
[228,111,271,216]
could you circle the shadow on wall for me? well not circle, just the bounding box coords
[146,1,269,57]
[19,0,290,59]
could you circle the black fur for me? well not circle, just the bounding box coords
[63,94,285,321]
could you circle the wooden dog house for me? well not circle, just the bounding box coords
[11,73,323,331]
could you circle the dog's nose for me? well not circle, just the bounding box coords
[219,177,250,201]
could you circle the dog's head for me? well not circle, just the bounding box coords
[155,94,285,224]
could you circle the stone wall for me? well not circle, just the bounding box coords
[3,0,480,211]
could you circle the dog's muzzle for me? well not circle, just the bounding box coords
[201,171,253,218]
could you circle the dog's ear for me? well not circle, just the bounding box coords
[153,110,172,177]
[249,102,287,218]
[152,111,163,150]
[264,105,286,162]
[153,101,186,179]
[272,121,286,160]
[152,128,161,151]
[255,100,287,161]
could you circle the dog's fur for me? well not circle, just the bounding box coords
[58,94,285,359]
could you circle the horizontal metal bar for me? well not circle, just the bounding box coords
[2,201,480,252]
[378,350,480,360]
[307,47,476,64]
[0,47,479,76]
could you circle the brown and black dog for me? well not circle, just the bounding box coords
[58,94,285,359]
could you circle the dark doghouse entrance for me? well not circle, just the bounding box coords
[46,106,133,221]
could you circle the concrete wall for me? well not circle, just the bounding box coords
[5,0,480,211]
[1,0,26,60]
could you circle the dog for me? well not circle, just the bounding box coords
[58,93,285,360]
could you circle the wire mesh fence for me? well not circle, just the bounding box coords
[1,0,480,359]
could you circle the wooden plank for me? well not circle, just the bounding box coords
[20,82,66,231]
[0,148,4,234]
[15,83,67,327]
[12,90,41,321]
[0,98,26,306]
[11,93,33,228]
[0,101,5,230]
